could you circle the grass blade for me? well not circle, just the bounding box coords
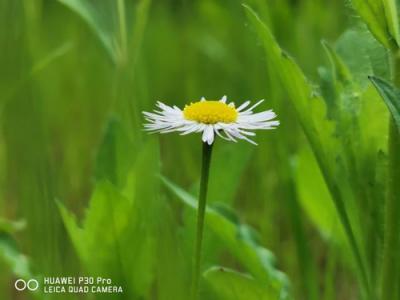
[369,76,400,131]
[58,0,124,64]
[369,75,400,299]
[243,5,370,296]
[204,266,277,299]
[350,0,394,49]
[161,176,291,299]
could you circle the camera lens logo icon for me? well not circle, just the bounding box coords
[15,279,39,291]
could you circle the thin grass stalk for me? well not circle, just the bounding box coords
[380,49,400,300]
[323,178,371,298]
[191,142,213,300]
[117,0,127,65]
[287,190,319,300]
[112,0,151,140]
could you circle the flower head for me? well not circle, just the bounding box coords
[143,96,279,145]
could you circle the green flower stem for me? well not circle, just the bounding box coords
[381,50,400,300]
[191,142,213,300]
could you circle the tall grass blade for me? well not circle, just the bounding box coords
[369,75,400,299]
[244,5,370,296]
[58,0,125,64]
[369,76,400,131]
[350,0,394,49]
[382,0,400,46]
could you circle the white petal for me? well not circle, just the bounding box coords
[229,129,257,145]
[222,129,237,142]
[220,95,227,103]
[202,125,212,143]
[237,101,250,112]
[202,125,214,145]
[243,99,264,112]
[208,131,214,144]
[237,129,256,136]
[246,110,276,121]
[180,124,202,135]
[214,128,231,141]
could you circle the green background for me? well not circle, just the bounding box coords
[1,0,398,299]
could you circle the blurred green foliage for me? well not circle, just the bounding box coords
[1,0,399,299]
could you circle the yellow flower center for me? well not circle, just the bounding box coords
[183,100,238,124]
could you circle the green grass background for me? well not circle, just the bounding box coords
[0,0,397,299]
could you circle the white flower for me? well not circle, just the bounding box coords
[143,95,279,145]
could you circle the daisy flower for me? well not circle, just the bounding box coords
[143,95,279,145]
[144,96,279,298]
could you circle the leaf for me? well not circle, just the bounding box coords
[335,27,390,86]
[161,176,290,300]
[58,180,131,271]
[322,40,352,85]
[94,116,134,187]
[204,266,277,300]
[0,233,31,279]
[119,140,160,296]
[294,147,345,246]
[244,5,370,294]
[244,5,339,174]
[370,79,400,300]
[154,204,188,300]
[0,218,26,234]
[58,0,125,64]
[350,0,394,49]
[321,41,389,270]
[357,84,388,203]
[382,0,400,46]
[321,40,354,116]
[369,76,400,132]
[57,201,86,260]
[59,140,160,298]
